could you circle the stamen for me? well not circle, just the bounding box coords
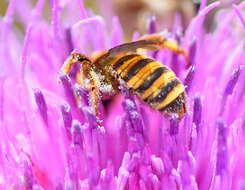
[220,66,241,115]
[173,13,183,37]
[184,65,196,93]
[60,102,72,139]
[148,15,157,34]
[64,167,77,190]
[224,66,241,96]
[71,120,83,148]
[199,1,220,17]
[72,16,105,30]
[21,25,33,81]
[32,0,45,20]
[33,88,48,125]
[77,0,88,18]
[150,155,164,176]
[200,0,207,11]
[19,151,35,189]
[0,77,4,121]
[111,16,123,47]
[169,114,179,135]
[193,94,202,132]
[65,28,74,54]
[122,98,144,135]
[147,174,160,189]
[71,16,106,50]
[59,73,76,107]
[83,107,98,128]
[51,0,61,39]
[186,1,220,40]
[117,167,129,190]
[74,84,90,106]
[99,162,114,188]
[3,0,16,24]
[216,118,228,176]
[21,0,44,81]
[171,168,182,189]
[189,37,197,66]
[127,153,140,172]
[121,85,145,152]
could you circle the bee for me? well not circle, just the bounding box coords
[61,34,188,119]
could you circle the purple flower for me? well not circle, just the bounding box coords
[0,0,245,189]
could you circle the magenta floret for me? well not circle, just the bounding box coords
[0,0,245,189]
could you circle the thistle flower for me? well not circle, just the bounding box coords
[0,0,245,189]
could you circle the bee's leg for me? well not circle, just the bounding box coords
[76,64,102,119]
[89,85,101,119]
[61,52,102,120]
[87,70,102,120]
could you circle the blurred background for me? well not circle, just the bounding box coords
[0,0,244,38]
[86,0,243,37]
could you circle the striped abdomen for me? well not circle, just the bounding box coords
[111,54,186,117]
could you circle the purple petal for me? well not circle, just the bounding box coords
[232,4,245,29]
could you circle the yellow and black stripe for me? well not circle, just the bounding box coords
[112,54,186,114]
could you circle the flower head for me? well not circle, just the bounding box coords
[0,0,245,189]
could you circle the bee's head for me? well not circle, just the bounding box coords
[70,52,91,63]
[61,51,92,75]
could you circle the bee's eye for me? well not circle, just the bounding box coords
[77,57,85,62]
[77,56,90,62]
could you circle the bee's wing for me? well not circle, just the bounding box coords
[94,34,188,65]
[107,34,171,55]
[108,40,157,55]
[93,40,158,64]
